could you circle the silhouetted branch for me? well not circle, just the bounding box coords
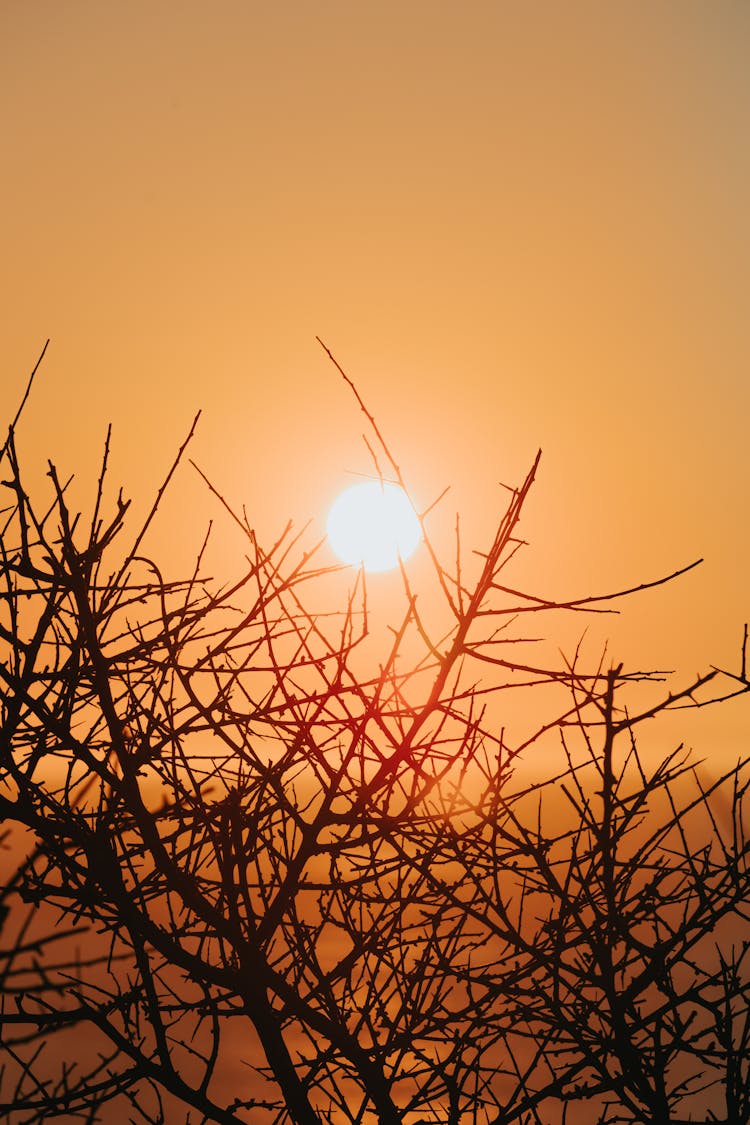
[0,348,747,1124]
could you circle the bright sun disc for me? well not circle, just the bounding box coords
[327,482,421,572]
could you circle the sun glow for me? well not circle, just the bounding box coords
[326,481,422,572]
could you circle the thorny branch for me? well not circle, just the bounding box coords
[0,345,748,1125]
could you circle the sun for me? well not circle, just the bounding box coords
[326,481,422,572]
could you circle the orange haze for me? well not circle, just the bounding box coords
[2,2,748,765]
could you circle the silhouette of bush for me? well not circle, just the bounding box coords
[1,345,748,1124]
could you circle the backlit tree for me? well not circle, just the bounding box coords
[1,344,748,1124]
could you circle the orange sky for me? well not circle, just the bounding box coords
[2,2,748,760]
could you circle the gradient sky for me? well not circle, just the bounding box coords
[2,2,748,760]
